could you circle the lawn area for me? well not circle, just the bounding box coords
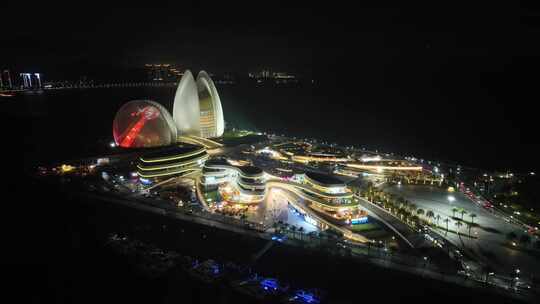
[349,222,381,232]
[222,129,254,140]
[222,134,267,146]
[203,189,222,202]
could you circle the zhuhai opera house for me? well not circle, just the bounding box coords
[111,70,369,239]
[112,70,224,181]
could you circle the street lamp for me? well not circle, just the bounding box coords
[512,269,521,289]
[422,256,429,276]
[487,272,494,284]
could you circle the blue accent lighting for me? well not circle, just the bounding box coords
[351,216,368,225]
[293,290,320,303]
[260,278,279,291]
[139,177,152,185]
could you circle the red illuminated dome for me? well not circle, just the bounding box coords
[113,100,177,148]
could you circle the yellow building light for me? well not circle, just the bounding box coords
[61,164,75,173]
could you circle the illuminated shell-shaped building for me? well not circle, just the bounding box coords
[173,70,224,138]
[113,100,177,148]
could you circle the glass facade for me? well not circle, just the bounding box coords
[113,100,176,148]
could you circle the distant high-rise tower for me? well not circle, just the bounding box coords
[144,64,177,81]
[20,73,32,89]
[18,73,42,89]
[34,73,42,88]
[262,69,271,79]
[2,70,12,89]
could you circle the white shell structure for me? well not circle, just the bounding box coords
[196,71,224,138]
[173,70,200,136]
[172,70,225,138]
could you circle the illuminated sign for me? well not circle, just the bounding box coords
[97,158,110,165]
[60,164,75,173]
[305,215,318,226]
[360,155,382,162]
[139,178,152,185]
[351,216,368,225]
[260,278,279,291]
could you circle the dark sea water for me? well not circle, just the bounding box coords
[2,84,536,172]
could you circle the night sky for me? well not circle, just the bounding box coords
[3,4,540,171]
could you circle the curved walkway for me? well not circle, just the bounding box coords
[264,180,369,243]
[354,195,416,248]
[178,135,223,149]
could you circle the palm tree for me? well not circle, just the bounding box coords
[298,226,305,241]
[443,218,450,232]
[482,265,495,283]
[403,213,411,224]
[435,214,441,227]
[466,223,472,238]
[366,181,374,190]
[411,215,420,227]
[272,222,279,232]
[401,209,409,221]
[385,201,393,213]
[401,199,409,211]
[460,209,467,220]
[454,220,463,235]
[290,225,297,239]
[426,210,435,224]
[469,213,477,224]
[452,207,459,218]
[283,223,290,232]
[416,208,425,220]
[396,208,403,220]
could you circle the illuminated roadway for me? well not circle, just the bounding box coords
[382,184,540,280]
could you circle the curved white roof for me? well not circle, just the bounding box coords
[172,70,225,138]
[173,70,200,136]
[196,71,224,137]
